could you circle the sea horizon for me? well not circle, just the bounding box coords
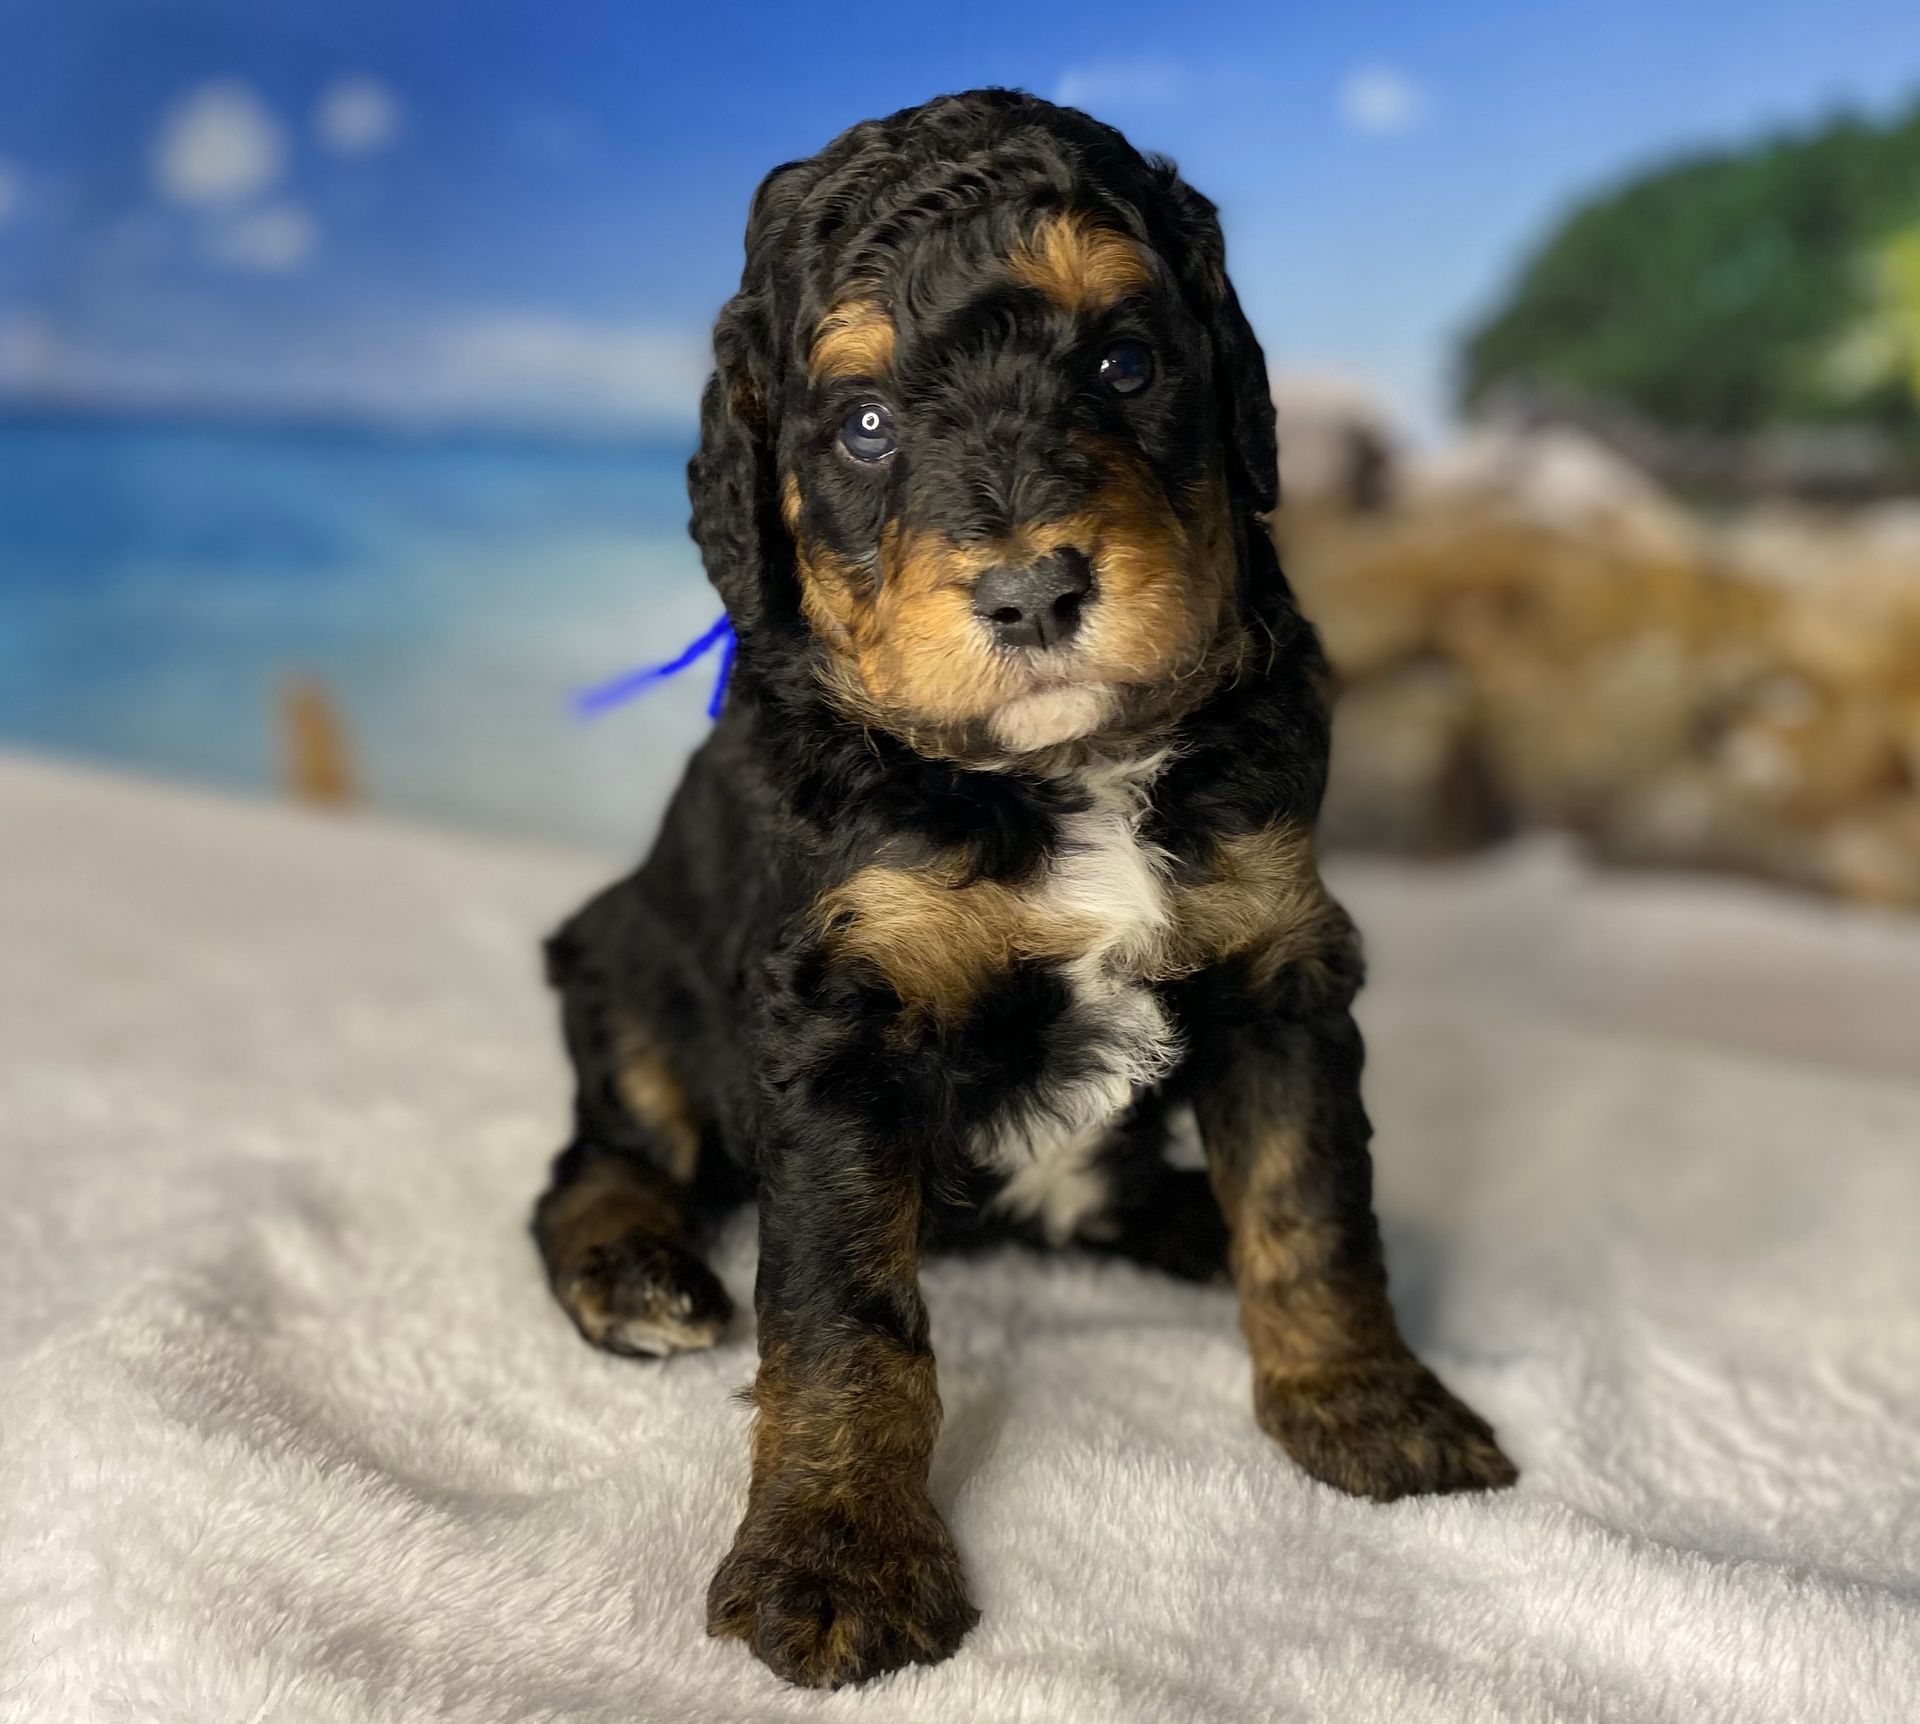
[1,411,724,854]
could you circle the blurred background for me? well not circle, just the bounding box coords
[3,0,1918,905]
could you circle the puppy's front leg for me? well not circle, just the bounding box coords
[1193,967,1517,1501]
[706,1137,976,1688]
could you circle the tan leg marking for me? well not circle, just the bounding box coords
[709,1183,975,1687]
[606,1005,701,1184]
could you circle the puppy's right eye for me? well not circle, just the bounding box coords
[838,402,897,463]
[1097,339,1153,396]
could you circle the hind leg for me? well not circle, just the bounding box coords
[534,973,741,1358]
[1080,1099,1230,1283]
[1086,1164,1230,1283]
[923,1100,1229,1281]
[533,1139,735,1358]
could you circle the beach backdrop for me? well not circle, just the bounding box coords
[2,413,715,850]
[3,0,1918,882]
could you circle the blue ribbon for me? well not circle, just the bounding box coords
[575,612,736,721]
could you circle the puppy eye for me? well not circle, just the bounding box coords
[1097,340,1153,396]
[838,401,897,463]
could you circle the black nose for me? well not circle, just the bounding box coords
[971,550,1094,651]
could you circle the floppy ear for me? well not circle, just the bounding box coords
[1147,162,1279,516]
[686,165,809,636]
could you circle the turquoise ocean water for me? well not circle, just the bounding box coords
[0,414,725,852]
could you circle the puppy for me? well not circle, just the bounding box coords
[533,88,1515,1690]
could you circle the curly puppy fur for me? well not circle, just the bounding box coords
[532,89,1515,1691]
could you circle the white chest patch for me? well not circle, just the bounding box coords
[975,755,1181,1244]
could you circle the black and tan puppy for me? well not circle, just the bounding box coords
[533,88,1515,1690]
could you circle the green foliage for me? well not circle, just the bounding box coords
[1462,101,1920,438]
[1881,225,1920,401]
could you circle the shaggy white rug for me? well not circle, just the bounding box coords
[3,751,1916,1724]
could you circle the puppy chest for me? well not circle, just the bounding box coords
[970,789,1181,1241]
[819,765,1323,1240]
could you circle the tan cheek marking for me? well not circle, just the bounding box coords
[796,539,864,655]
[1048,448,1236,685]
[867,529,1000,720]
[1008,212,1154,313]
[801,526,1017,730]
[860,487,1196,730]
[810,296,895,381]
[793,536,942,737]
[815,860,1099,1028]
[798,448,1236,735]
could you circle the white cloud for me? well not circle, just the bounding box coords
[1339,67,1426,136]
[0,310,57,384]
[1053,60,1189,113]
[205,201,319,273]
[153,81,287,206]
[414,313,710,426]
[0,159,19,227]
[0,307,708,431]
[315,75,403,157]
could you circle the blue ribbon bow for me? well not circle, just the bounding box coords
[575,612,736,721]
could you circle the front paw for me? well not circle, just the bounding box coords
[706,1494,978,1689]
[1256,1354,1518,1502]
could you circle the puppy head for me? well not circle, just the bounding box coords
[689,90,1279,759]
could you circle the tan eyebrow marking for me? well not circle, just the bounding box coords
[1007,211,1154,313]
[809,296,895,381]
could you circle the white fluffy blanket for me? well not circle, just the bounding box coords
[3,753,1917,1723]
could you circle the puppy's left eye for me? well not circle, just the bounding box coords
[1097,340,1153,396]
[838,402,897,463]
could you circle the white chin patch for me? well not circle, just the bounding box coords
[989,684,1116,753]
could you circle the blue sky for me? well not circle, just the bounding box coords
[1,0,1917,434]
